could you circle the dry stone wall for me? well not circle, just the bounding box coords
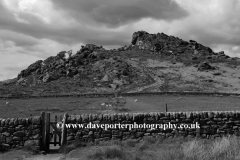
[66,111,240,143]
[1,111,240,151]
[0,116,41,150]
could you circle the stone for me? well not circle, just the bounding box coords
[33,134,41,140]
[32,128,41,135]
[14,119,19,126]
[24,140,40,147]
[0,127,4,133]
[1,143,10,149]
[13,131,25,137]
[6,137,12,143]
[12,136,22,141]
[2,132,10,137]
[8,128,15,134]
[5,118,10,126]
[198,62,215,71]
[20,119,26,125]
[67,136,75,141]
[9,118,15,126]
[32,116,41,125]
[42,73,51,83]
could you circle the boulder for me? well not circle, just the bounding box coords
[42,73,51,83]
[218,51,225,55]
[113,79,123,86]
[109,84,117,90]
[102,75,109,82]
[17,78,26,85]
[24,140,40,147]
[57,51,67,59]
[178,41,189,46]
[198,62,215,71]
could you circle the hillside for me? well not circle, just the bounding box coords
[1,31,240,97]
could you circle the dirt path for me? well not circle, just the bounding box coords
[127,62,163,93]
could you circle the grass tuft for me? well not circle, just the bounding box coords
[88,145,125,160]
[55,135,240,160]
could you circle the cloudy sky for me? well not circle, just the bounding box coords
[0,0,240,81]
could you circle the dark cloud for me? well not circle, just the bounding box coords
[51,0,189,27]
[175,26,240,52]
[91,5,150,26]
[0,3,15,26]
[0,3,75,45]
[0,3,130,49]
[0,0,188,52]
[0,31,39,47]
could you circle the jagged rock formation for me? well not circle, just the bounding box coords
[17,44,106,82]
[130,31,232,61]
[17,31,235,85]
[16,44,149,90]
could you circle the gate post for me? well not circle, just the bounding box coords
[61,113,68,146]
[40,112,46,151]
[46,112,50,152]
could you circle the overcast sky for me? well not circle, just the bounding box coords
[0,0,240,81]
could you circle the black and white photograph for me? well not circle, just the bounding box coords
[0,0,240,159]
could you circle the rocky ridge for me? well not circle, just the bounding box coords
[1,31,240,96]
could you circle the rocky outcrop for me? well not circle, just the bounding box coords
[131,31,215,58]
[14,31,234,90]
[16,44,105,83]
[17,60,43,79]
[15,43,147,89]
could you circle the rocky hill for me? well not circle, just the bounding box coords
[1,31,240,97]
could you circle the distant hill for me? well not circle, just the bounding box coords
[1,31,240,97]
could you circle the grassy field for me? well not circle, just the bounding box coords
[1,136,240,160]
[0,94,240,119]
[63,135,240,160]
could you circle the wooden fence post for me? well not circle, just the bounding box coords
[54,115,57,146]
[41,112,46,151]
[46,113,50,152]
[61,113,68,146]
[59,115,63,146]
